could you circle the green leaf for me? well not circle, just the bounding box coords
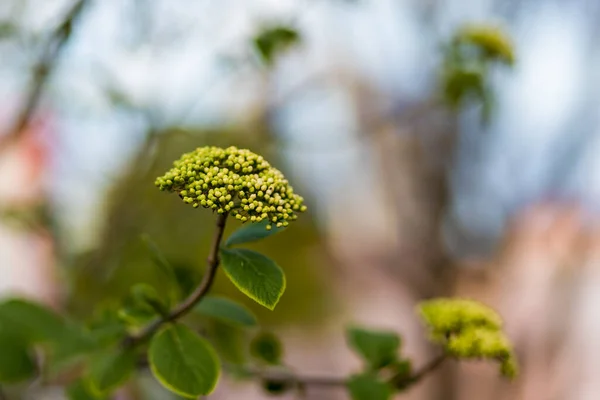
[225,220,285,247]
[347,327,400,370]
[88,348,137,394]
[130,283,168,316]
[66,379,106,400]
[219,248,286,310]
[250,331,283,365]
[118,284,167,327]
[195,296,257,328]
[347,374,393,400]
[86,311,128,349]
[172,265,200,298]
[141,234,177,285]
[208,320,247,366]
[389,359,412,389]
[0,332,36,383]
[149,324,220,398]
[253,26,301,65]
[262,379,292,395]
[0,299,70,343]
[0,299,93,359]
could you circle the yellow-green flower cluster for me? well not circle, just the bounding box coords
[155,146,306,229]
[418,298,518,378]
[455,25,515,65]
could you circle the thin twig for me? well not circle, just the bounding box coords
[1,0,87,153]
[248,354,448,392]
[249,369,345,388]
[123,213,228,347]
[391,354,447,387]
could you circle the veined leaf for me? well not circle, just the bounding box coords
[250,331,283,365]
[225,220,285,247]
[347,373,393,400]
[88,348,137,394]
[347,327,400,370]
[149,324,220,398]
[195,296,257,328]
[219,248,286,310]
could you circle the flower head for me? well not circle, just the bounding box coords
[155,146,306,228]
[418,298,518,379]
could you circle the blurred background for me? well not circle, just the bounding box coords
[2,0,600,399]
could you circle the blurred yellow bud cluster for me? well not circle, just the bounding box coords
[418,298,518,378]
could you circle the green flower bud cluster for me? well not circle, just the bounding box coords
[418,298,518,378]
[155,146,307,229]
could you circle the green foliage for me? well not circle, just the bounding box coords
[70,130,329,328]
[195,296,257,328]
[207,320,247,366]
[225,219,286,247]
[442,23,515,122]
[262,379,292,395]
[155,146,306,227]
[0,332,36,383]
[347,327,401,370]
[130,284,168,316]
[346,373,393,400]
[418,298,518,378]
[253,26,301,65]
[0,299,77,344]
[149,324,220,398]
[250,331,283,365]
[88,348,137,394]
[455,25,515,65]
[0,138,521,398]
[140,234,178,289]
[67,380,106,400]
[220,247,286,310]
[118,284,164,327]
[0,299,92,362]
[86,307,128,348]
[388,359,412,389]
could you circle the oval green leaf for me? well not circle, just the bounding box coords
[0,333,36,383]
[67,379,106,400]
[195,296,257,328]
[219,248,286,310]
[88,348,137,394]
[0,299,93,361]
[149,324,220,398]
[208,320,247,366]
[225,220,285,247]
[347,327,400,370]
[0,299,69,343]
[250,331,283,365]
[141,234,177,284]
[347,374,393,400]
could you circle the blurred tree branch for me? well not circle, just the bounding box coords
[0,0,88,154]
[246,353,448,393]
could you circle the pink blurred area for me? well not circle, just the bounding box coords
[0,113,58,306]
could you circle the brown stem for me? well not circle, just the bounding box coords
[123,213,228,347]
[251,369,345,388]
[249,354,448,392]
[393,354,447,387]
